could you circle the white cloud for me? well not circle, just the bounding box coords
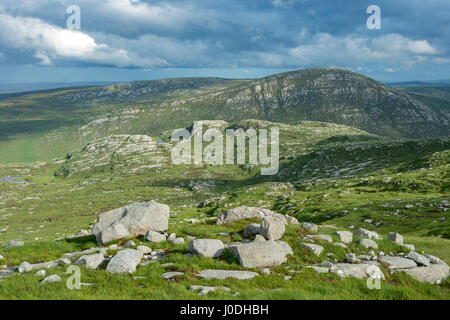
[0,13,167,68]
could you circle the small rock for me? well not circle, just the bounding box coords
[198,269,259,280]
[300,243,324,256]
[254,235,266,242]
[171,237,185,245]
[124,240,136,248]
[136,246,152,254]
[402,244,415,251]
[189,285,231,295]
[40,274,62,284]
[387,232,404,245]
[243,223,260,236]
[354,228,382,240]
[260,216,285,241]
[162,271,184,280]
[106,249,143,274]
[360,238,378,249]
[18,262,33,273]
[188,239,224,258]
[301,222,318,233]
[75,253,105,270]
[5,240,24,248]
[407,252,431,266]
[34,270,46,277]
[145,230,166,243]
[334,231,353,244]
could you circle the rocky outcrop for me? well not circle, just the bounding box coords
[228,241,292,268]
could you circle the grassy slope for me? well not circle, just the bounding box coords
[0,120,448,299]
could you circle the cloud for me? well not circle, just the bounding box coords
[0,13,167,68]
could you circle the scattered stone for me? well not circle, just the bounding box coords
[18,262,33,273]
[354,228,382,240]
[330,263,385,280]
[321,261,333,268]
[199,269,259,280]
[228,241,292,268]
[260,216,285,241]
[92,200,170,245]
[145,230,166,243]
[425,255,441,264]
[58,258,72,266]
[301,222,318,233]
[254,234,266,242]
[106,249,143,274]
[243,223,260,236]
[347,253,360,264]
[379,256,417,270]
[162,271,184,280]
[404,205,414,209]
[300,243,323,256]
[360,238,378,249]
[387,232,404,245]
[334,231,353,243]
[5,240,24,248]
[75,253,105,270]
[124,240,136,248]
[189,285,231,295]
[188,239,224,258]
[136,246,152,254]
[171,237,185,245]
[34,270,46,277]
[285,215,299,225]
[407,252,430,267]
[333,242,348,248]
[259,268,271,275]
[308,234,333,243]
[40,274,62,284]
[312,266,329,273]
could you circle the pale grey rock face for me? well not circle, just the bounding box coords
[275,241,294,256]
[75,253,105,270]
[334,231,353,244]
[198,269,259,280]
[330,263,385,280]
[5,240,24,248]
[354,228,382,240]
[124,240,136,248]
[92,201,170,245]
[301,222,318,233]
[162,271,184,280]
[18,262,33,273]
[407,252,430,266]
[40,274,62,284]
[260,216,285,241]
[425,255,441,264]
[360,238,378,249]
[379,256,417,269]
[106,249,143,274]
[243,223,261,236]
[285,215,299,225]
[387,232,404,245]
[398,261,449,284]
[216,206,287,225]
[188,239,224,258]
[228,241,291,268]
[300,243,324,256]
[189,285,231,295]
[312,266,329,273]
[145,230,167,243]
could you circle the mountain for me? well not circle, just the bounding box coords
[0,81,116,95]
[0,67,448,163]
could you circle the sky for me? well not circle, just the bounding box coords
[0,0,449,84]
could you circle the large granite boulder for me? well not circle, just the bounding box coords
[106,249,143,274]
[228,241,292,268]
[260,216,285,241]
[188,239,224,258]
[92,201,169,245]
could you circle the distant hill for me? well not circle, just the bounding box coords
[0,81,116,94]
[0,67,448,163]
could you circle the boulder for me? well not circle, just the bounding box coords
[243,223,260,236]
[198,269,259,280]
[170,238,185,245]
[300,243,324,256]
[188,239,224,258]
[18,262,33,273]
[162,271,184,280]
[254,234,266,242]
[308,235,333,243]
[354,228,382,240]
[145,230,167,243]
[407,252,430,266]
[136,246,152,254]
[228,241,291,268]
[387,232,404,245]
[360,238,378,249]
[216,206,287,225]
[106,249,143,274]
[334,231,353,244]
[379,256,417,270]
[398,261,449,284]
[260,216,285,241]
[34,270,46,277]
[285,215,299,225]
[75,253,105,270]
[92,201,169,245]
[301,222,318,233]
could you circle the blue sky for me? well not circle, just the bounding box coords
[0,0,449,83]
